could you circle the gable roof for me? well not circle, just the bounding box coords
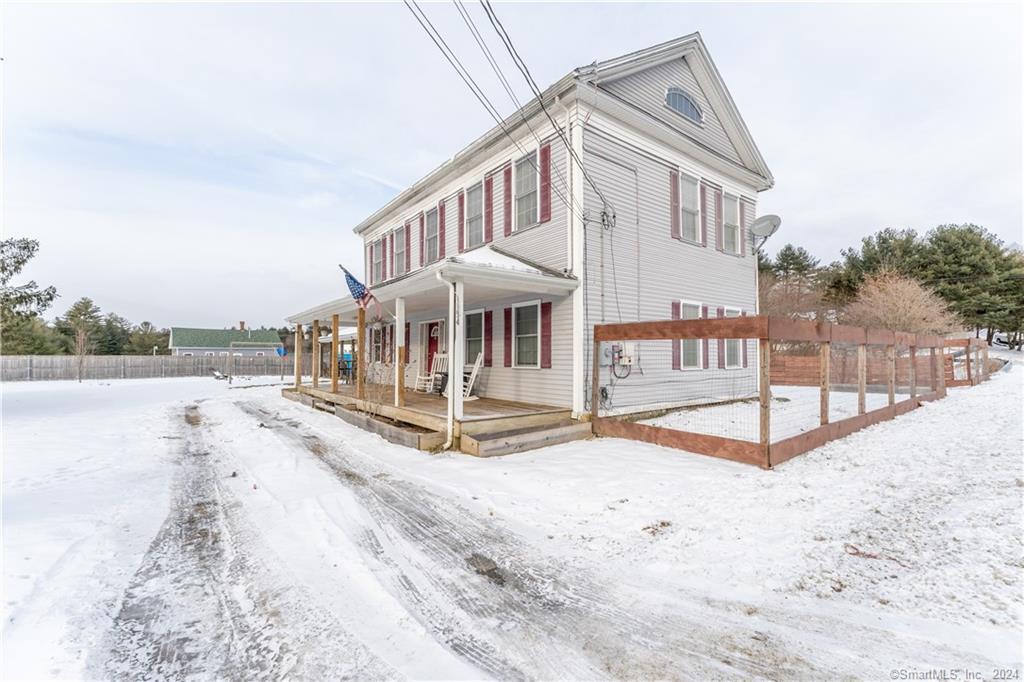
[169,327,282,349]
[353,32,772,235]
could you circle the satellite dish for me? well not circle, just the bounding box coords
[750,214,781,239]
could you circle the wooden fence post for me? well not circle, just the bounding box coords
[819,341,830,425]
[887,345,896,406]
[929,347,938,393]
[981,345,989,382]
[28,356,33,381]
[908,346,917,400]
[591,336,601,422]
[759,338,771,468]
[857,343,866,415]
[964,343,972,384]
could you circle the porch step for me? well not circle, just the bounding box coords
[461,421,593,458]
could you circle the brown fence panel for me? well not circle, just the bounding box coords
[1,354,312,382]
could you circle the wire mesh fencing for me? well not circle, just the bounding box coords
[591,316,962,469]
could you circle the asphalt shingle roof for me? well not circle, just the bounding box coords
[170,328,282,349]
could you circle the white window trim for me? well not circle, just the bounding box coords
[425,208,439,264]
[256,351,265,357]
[679,172,701,245]
[393,225,406,276]
[464,308,485,366]
[512,150,540,232]
[465,182,485,249]
[511,299,541,369]
[664,86,705,126]
[679,298,704,371]
[182,352,194,357]
[723,306,743,369]
[722,193,741,256]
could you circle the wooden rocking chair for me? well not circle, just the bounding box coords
[445,352,484,401]
[414,352,448,393]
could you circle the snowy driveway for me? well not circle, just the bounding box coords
[3,363,1022,680]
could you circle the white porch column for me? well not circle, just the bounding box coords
[452,280,465,422]
[394,297,405,407]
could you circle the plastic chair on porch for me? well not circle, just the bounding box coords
[414,352,448,393]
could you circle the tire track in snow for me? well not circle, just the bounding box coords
[238,401,824,680]
[93,404,396,681]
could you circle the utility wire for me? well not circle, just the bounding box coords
[401,0,578,221]
[478,0,611,213]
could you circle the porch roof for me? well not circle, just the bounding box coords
[287,246,577,325]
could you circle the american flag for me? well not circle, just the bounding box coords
[339,266,375,309]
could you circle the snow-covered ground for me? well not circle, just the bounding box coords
[3,359,1021,679]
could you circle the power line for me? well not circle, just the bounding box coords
[478,0,611,213]
[401,0,579,221]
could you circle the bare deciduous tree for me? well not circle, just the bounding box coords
[841,270,962,335]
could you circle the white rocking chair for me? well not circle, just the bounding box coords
[414,352,448,393]
[444,352,484,401]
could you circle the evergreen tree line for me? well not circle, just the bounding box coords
[0,238,291,356]
[758,223,1024,345]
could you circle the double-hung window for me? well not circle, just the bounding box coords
[724,307,742,368]
[425,209,439,263]
[393,225,406,276]
[465,183,484,248]
[680,301,702,369]
[723,194,741,255]
[372,239,383,283]
[371,327,383,363]
[514,152,538,230]
[465,310,483,364]
[513,302,539,368]
[680,174,700,242]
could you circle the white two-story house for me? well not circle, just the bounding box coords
[287,33,773,447]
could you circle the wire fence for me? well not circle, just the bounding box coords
[1,354,309,382]
[592,316,974,469]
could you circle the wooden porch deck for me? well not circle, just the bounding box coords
[294,382,572,436]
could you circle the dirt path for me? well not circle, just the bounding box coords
[92,403,396,681]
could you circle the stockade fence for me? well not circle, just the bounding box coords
[2,354,313,382]
[591,316,988,469]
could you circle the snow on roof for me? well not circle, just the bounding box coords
[450,246,544,275]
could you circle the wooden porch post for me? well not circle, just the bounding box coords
[758,338,771,469]
[819,341,830,425]
[311,319,320,389]
[886,345,896,406]
[356,308,366,400]
[293,323,303,388]
[857,343,866,415]
[395,297,406,407]
[330,314,339,393]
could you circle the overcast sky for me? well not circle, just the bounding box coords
[4,2,1021,328]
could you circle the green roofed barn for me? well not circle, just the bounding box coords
[169,322,282,358]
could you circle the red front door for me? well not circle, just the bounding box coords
[426,322,440,371]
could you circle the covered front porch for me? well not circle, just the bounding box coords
[286,247,584,453]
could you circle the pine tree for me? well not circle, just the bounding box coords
[125,321,170,355]
[96,313,132,355]
[1,314,63,354]
[822,228,923,305]
[1,239,58,349]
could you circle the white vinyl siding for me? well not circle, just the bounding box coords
[680,174,699,242]
[680,301,702,369]
[513,301,539,368]
[723,194,740,255]
[425,209,439,263]
[393,225,406,276]
[724,307,741,368]
[465,183,484,248]
[465,310,483,364]
[514,152,538,230]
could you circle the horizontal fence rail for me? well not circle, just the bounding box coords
[591,316,989,469]
[2,354,313,382]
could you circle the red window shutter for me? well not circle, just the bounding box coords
[483,310,493,367]
[741,310,748,367]
[699,182,708,246]
[540,301,552,368]
[715,189,724,252]
[458,191,465,252]
[671,300,681,370]
[386,325,393,363]
[484,175,494,242]
[503,307,512,367]
[539,144,552,223]
[503,165,512,237]
[716,307,726,368]
[404,322,410,360]
[669,170,680,240]
[739,202,747,258]
[419,214,425,267]
[438,200,446,258]
[405,222,412,271]
[701,304,709,368]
